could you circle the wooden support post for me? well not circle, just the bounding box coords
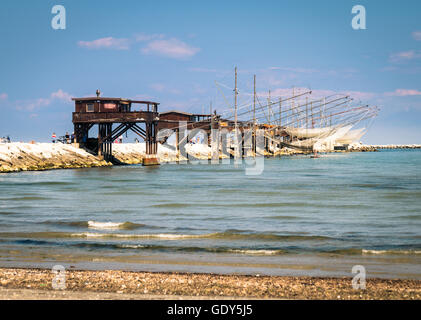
[143,121,160,166]
[98,124,103,158]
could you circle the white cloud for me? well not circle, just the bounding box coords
[412,31,421,41]
[77,33,200,59]
[16,89,72,111]
[134,33,165,42]
[389,50,421,62]
[78,37,130,50]
[385,89,421,97]
[141,38,200,59]
[51,89,72,101]
[149,83,180,94]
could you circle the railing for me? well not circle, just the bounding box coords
[72,111,158,123]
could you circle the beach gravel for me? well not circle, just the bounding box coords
[0,268,420,300]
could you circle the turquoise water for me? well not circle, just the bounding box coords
[0,149,420,278]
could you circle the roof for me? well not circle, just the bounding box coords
[71,97,159,105]
[160,110,213,116]
[160,110,193,116]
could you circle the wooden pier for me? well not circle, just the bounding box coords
[72,92,160,165]
[71,89,317,166]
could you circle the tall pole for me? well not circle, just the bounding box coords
[292,87,295,128]
[267,90,271,124]
[234,66,238,131]
[253,74,257,155]
[279,98,282,144]
[311,101,314,128]
[306,97,308,129]
[234,66,239,160]
[210,100,213,127]
[253,74,256,126]
[210,101,213,147]
[279,98,282,127]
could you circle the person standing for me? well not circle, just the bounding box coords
[52,132,56,143]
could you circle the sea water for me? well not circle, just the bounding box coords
[0,149,420,279]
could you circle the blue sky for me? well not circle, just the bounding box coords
[0,0,420,144]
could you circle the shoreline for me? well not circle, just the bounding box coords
[0,267,420,300]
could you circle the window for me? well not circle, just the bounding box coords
[86,103,94,112]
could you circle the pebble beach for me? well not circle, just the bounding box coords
[0,268,420,300]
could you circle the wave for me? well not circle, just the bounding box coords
[87,221,145,230]
[266,215,299,220]
[0,230,332,242]
[324,248,421,255]
[1,181,74,187]
[362,249,421,255]
[68,231,331,241]
[150,203,191,208]
[207,232,331,241]
[7,237,421,257]
[70,242,286,255]
[0,211,20,215]
[227,249,284,255]
[71,232,207,240]
[39,220,146,230]
[399,215,421,220]
[5,196,50,201]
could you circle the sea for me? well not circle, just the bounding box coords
[0,149,420,279]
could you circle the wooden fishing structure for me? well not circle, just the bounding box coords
[72,90,160,165]
[212,67,379,154]
[71,69,378,165]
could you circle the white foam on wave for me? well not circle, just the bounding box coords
[87,221,126,230]
[71,232,207,240]
[119,244,146,249]
[362,249,421,255]
[228,249,282,255]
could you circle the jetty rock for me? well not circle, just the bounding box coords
[347,142,378,152]
[369,144,421,149]
[0,142,110,173]
[0,142,229,173]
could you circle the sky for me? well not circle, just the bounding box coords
[0,0,420,144]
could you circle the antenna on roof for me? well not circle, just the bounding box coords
[96,89,101,98]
